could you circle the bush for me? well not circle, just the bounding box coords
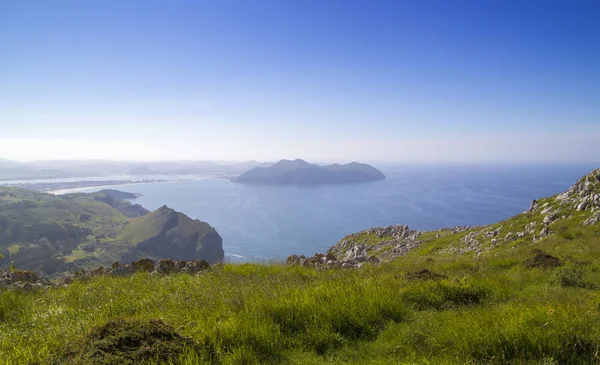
[523,249,562,269]
[54,318,199,365]
[402,278,489,310]
[553,266,595,289]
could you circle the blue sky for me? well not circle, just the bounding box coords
[0,0,599,162]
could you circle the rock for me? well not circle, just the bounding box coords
[543,213,558,225]
[6,270,40,284]
[111,261,120,270]
[529,199,538,212]
[343,244,368,261]
[576,201,588,211]
[286,255,301,265]
[583,211,600,226]
[155,259,177,274]
[534,226,551,241]
[485,226,502,238]
[460,231,481,251]
[11,281,35,291]
[110,264,136,276]
[366,255,380,264]
[181,260,210,274]
[341,261,362,269]
[132,258,155,272]
[175,261,188,271]
[524,222,537,235]
[91,267,105,276]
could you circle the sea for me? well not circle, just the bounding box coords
[5,163,598,261]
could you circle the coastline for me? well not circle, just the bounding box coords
[49,179,191,195]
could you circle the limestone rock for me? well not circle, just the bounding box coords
[181,260,210,274]
[543,213,558,225]
[583,211,600,226]
[528,199,538,212]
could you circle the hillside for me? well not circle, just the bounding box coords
[0,188,223,275]
[118,205,224,263]
[232,159,386,185]
[1,169,600,364]
[324,168,600,265]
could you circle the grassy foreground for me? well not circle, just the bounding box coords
[2,224,600,364]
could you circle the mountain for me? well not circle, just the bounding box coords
[0,160,272,181]
[0,187,223,275]
[119,206,224,263]
[127,165,157,175]
[232,159,386,185]
[0,160,78,181]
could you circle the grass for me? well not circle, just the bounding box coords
[2,223,600,364]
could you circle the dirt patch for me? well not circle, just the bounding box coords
[405,268,447,281]
[56,319,198,365]
[523,249,562,269]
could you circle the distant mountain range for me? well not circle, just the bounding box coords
[0,159,272,181]
[232,159,386,185]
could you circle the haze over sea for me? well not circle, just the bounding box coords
[44,163,598,261]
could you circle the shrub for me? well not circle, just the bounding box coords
[523,249,562,269]
[402,278,489,310]
[553,266,595,289]
[54,318,199,365]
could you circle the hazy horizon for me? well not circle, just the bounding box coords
[3,158,600,165]
[1,1,599,162]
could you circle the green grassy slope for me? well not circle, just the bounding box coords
[0,188,223,274]
[0,187,131,273]
[1,170,599,364]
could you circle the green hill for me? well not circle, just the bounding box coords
[0,188,223,275]
[232,159,386,185]
[1,169,600,364]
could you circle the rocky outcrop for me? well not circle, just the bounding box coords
[296,169,600,269]
[0,257,216,291]
[286,252,376,269]
[583,211,600,226]
[104,259,211,277]
[554,169,600,211]
[0,269,53,291]
[328,224,423,262]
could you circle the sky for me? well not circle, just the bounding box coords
[0,0,599,162]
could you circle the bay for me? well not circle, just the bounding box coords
[50,163,598,261]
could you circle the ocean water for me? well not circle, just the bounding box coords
[54,163,597,261]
